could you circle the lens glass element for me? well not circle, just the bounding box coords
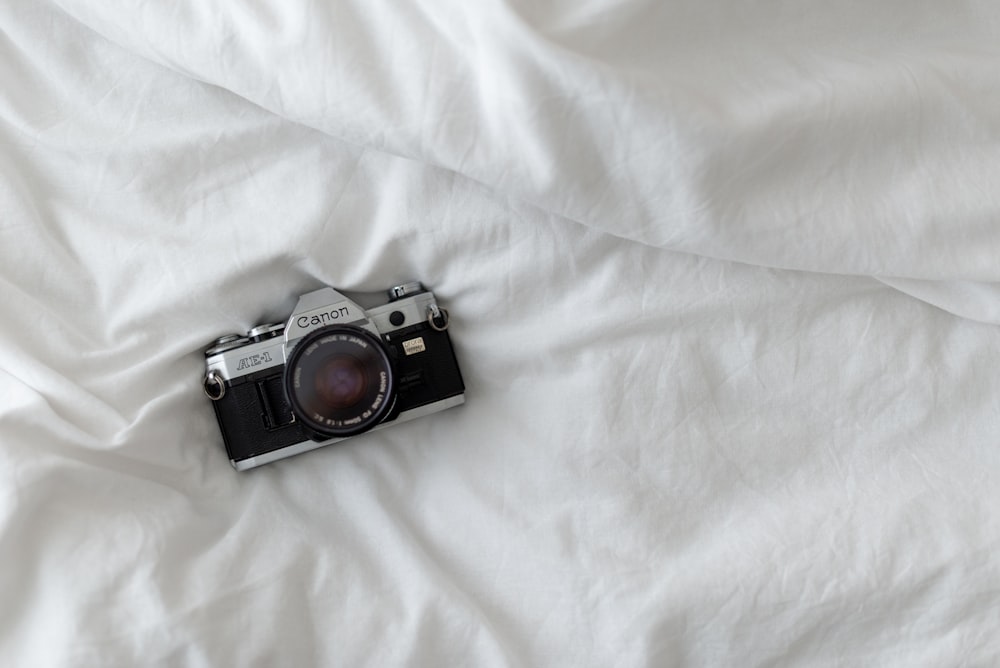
[315,354,369,409]
[284,326,396,438]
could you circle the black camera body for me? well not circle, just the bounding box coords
[203,283,465,470]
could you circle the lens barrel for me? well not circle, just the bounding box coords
[284,325,396,438]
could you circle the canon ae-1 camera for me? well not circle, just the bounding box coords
[203,282,465,470]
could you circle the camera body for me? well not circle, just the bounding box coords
[203,282,465,470]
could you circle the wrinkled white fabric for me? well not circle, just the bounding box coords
[50,0,1000,281]
[2,1,1000,665]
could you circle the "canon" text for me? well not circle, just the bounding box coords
[297,306,351,328]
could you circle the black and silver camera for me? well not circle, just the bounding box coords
[202,282,465,470]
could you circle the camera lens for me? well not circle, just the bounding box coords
[284,326,396,438]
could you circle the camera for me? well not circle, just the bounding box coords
[202,282,465,470]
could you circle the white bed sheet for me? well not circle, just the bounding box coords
[2,1,1000,665]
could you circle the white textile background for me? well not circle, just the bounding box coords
[2,0,1000,665]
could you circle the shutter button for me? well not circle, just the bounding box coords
[388,282,425,301]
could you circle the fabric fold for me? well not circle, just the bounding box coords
[52,0,1000,282]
